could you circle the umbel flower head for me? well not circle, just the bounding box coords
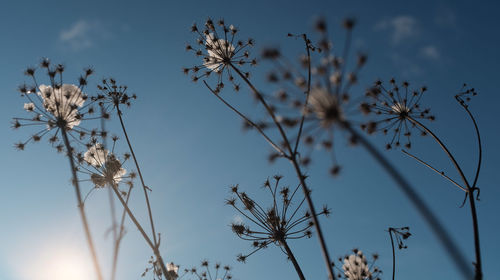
[188,260,233,280]
[361,78,434,149]
[337,249,381,280]
[388,226,412,250]
[226,175,330,262]
[13,59,105,151]
[75,137,135,190]
[97,78,137,111]
[258,18,366,175]
[184,18,256,93]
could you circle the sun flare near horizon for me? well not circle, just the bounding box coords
[12,240,94,280]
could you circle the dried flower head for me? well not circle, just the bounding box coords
[188,260,232,280]
[185,18,256,93]
[97,78,137,111]
[75,138,134,197]
[227,176,329,262]
[389,226,411,250]
[258,19,365,174]
[361,79,434,149]
[13,60,105,151]
[338,249,381,280]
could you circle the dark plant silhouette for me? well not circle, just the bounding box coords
[227,175,330,280]
[365,80,483,279]
[388,227,411,280]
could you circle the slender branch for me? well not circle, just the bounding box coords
[110,183,171,279]
[388,229,396,280]
[455,98,482,190]
[408,117,482,279]
[281,239,306,280]
[116,105,159,246]
[111,183,133,280]
[230,64,336,280]
[60,127,104,280]
[345,124,473,279]
[203,80,287,158]
[293,34,312,155]
[402,150,466,192]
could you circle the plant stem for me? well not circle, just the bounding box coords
[110,184,171,279]
[282,239,306,280]
[345,124,473,279]
[408,117,482,279]
[111,183,133,280]
[116,105,159,247]
[388,229,396,280]
[229,64,336,280]
[60,127,104,280]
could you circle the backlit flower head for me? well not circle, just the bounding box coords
[361,79,434,149]
[76,138,134,190]
[184,18,256,93]
[257,18,365,175]
[13,59,105,151]
[227,175,329,262]
[142,257,186,280]
[337,249,381,280]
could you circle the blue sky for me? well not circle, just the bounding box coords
[1,0,499,279]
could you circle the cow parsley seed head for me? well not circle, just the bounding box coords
[185,17,256,93]
[361,79,434,149]
[13,60,105,151]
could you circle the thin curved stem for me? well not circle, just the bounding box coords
[402,150,466,192]
[111,183,133,280]
[388,229,396,280]
[408,117,482,279]
[60,127,104,280]
[345,124,473,279]
[116,105,159,247]
[282,239,306,280]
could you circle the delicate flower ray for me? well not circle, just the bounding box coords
[361,79,434,150]
[337,249,381,280]
[185,18,256,93]
[13,59,106,151]
[227,175,329,280]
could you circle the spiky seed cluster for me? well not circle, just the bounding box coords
[361,79,435,150]
[184,18,256,93]
[97,78,137,111]
[226,175,330,262]
[389,226,411,249]
[75,137,134,192]
[13,59,105,151]
[455,83,477,107]
[259,19,366,175]
[188,260,233,280]
[337,249,381,280]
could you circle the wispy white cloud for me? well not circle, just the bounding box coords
[375,16,418,44]
[420,45,440,60]
[59,20,102,51]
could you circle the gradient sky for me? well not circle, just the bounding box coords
[1,0,499,279]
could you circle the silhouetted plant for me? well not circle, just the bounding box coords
[143,258,186,280]
[387,227,411,280]
[227,175,330,280]
[365,80,483,279]
[13,59,105,280]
